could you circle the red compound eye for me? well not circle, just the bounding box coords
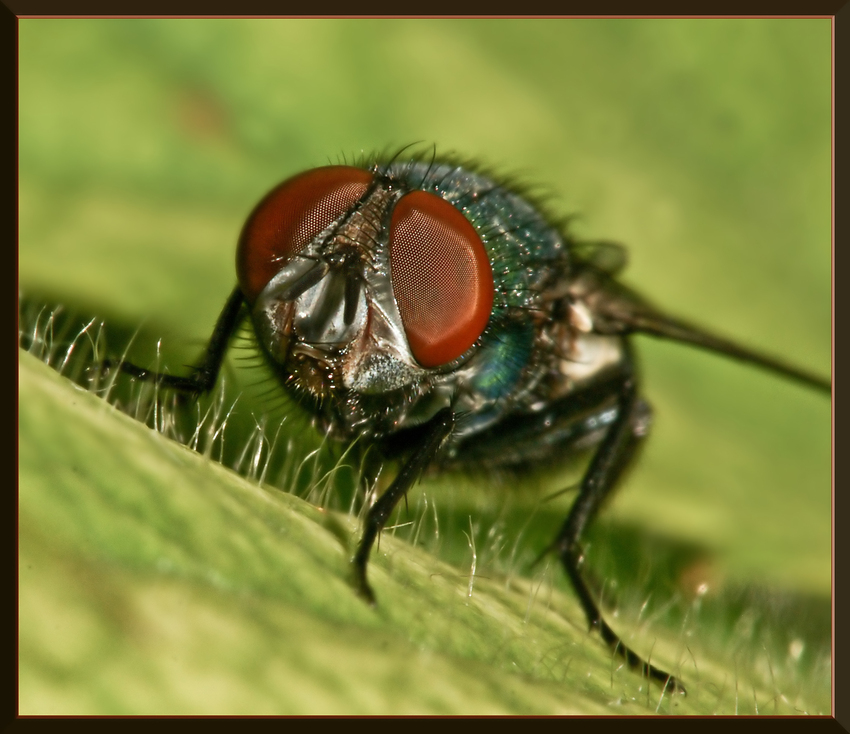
[237,166,373,304]
[389,190,494,368]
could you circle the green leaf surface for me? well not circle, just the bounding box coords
[19,19,831,715]
[18,352,829,714]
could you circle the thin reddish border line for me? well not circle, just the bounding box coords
[14,15,835,714]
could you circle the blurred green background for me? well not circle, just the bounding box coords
[19,19,831,714]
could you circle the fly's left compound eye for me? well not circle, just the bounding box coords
[389,190,494,368]
[236,166,374,304]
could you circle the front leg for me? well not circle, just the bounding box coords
[101,286,246,397]
[554,373,685,694]
[354,408,456,605]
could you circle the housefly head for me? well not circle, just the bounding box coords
[237,165,494,408]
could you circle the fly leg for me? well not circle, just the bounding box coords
[554,373,685,694]
[101,286,246,397]
[354,408,455,605]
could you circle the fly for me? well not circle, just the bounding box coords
[102,151,831,694]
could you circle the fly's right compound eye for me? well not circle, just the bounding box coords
[236,166,374,304]
[388,190,495,369]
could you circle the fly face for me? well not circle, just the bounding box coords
[104,153,830,695]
